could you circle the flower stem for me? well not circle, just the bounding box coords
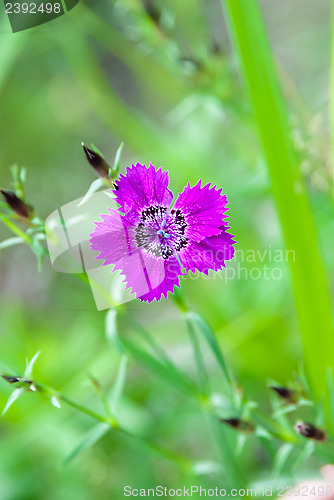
[124,312,170,362]
[37,382,116,426]
[185,315,209,392]
[36,381,191,470]
[222,0,334,413]
[0,214,32,244]
[59,393,116,425]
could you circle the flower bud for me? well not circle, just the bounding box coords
[82,143,110,178]
[295,421,325,441]
[143,0,161,24]
[270,385,295,402]
[1,375,20,384]
[1,190,31,218]
[220,418,254,433]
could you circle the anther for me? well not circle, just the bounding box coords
[157,229,170,239]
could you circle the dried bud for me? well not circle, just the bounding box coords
[1,190,30,218]
[1,375,20,384]
[220,418,254,433]
[82,143,110,178]
[270,385,295,402]
[143,0,161,24]
[1,375,33,387]
[295,421,325,441]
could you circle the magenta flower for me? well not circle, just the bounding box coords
[89,163,236,302]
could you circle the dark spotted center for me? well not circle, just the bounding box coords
[135,205,188,259]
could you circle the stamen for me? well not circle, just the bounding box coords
[137,205,188,260]
[157,229,170,239]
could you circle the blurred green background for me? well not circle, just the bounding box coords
[0,0,334,498]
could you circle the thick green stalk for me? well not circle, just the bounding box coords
[222,0,333,404]
[331,4,334,190]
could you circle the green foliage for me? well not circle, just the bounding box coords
[223,0,334,407]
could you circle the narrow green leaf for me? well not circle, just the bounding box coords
[251,409,297,443]
[77,178,105,207]
[19,167,26,185]
[326,367,334,434]
[121,428,191,471]
[109,355,128,417]
[292,441,315,470]
[208,414,245,489]
[1,388,24,417]
[112,142,124,174]
[273,443,293,475]
[24,351,41,378]
[51,396,61,409]
[105,308,125,353]
[63,423,110,465]
[272,405,298,419]
[236,434,247,457]
[0,237,24,250]
[255,427,276,459]
[185,315,209,391]
[10,165,25,199]
[185,311,231,387]
[122,339,202,400]
[89,144,104,157]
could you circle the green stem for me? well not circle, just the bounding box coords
[38,382,115,425]
[59,394,114,425]
[222,0,334,410]
[185,316,209,391]
[88,374,113,420]
[0,214,32,244]
[37,382,191,470]
[124,312,170,362]
[120,427,192,472]
[250,408,297,444]
[331,3,334,191]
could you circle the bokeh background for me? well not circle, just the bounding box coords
[0,0,334,498]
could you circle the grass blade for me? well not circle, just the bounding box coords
[1,388,24,417]
[105,308,125,354]
[122,339,203,401]
[63,423,110,465]
[186,311,232,388]
[222,0,334,410]
[0,237,24,250]
[109,355,128,418]
[24,351,41,378]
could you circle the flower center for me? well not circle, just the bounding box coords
[135,205,188,259]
